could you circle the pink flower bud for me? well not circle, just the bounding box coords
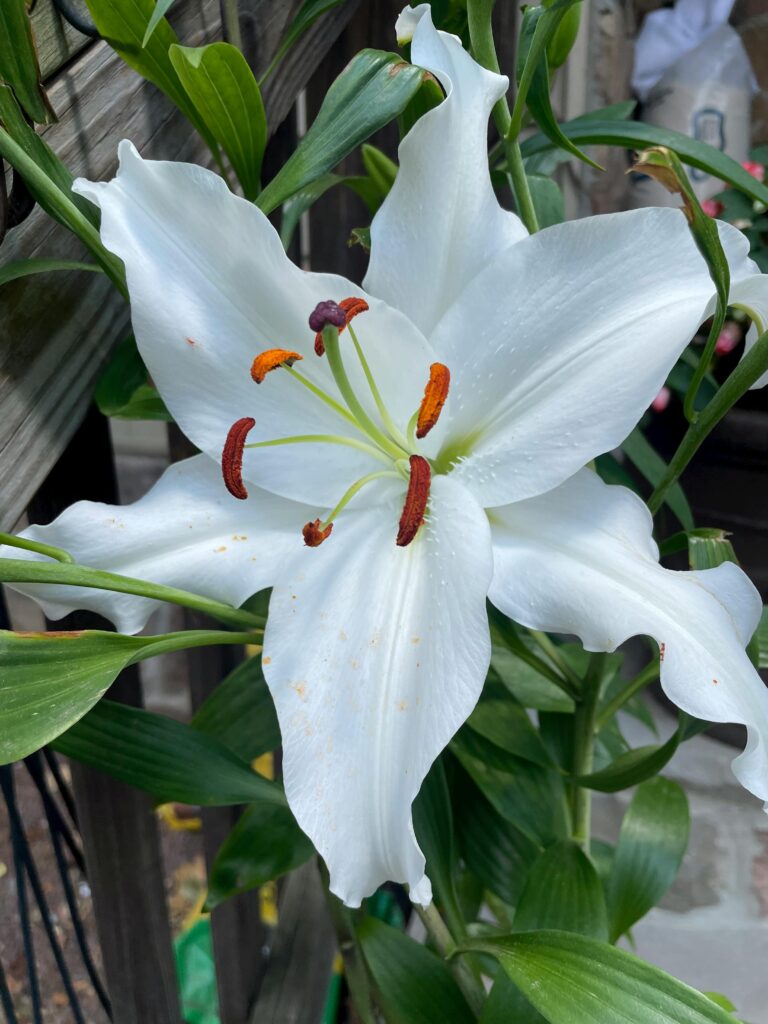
[742,160,765,182]
[715,321,741,356]
[651,387,671,413]
[701,198,724,218]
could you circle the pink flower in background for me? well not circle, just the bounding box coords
[702,198,724,218]
[715,321,742,356]
[742,160,765,183]
[651,386,671,413]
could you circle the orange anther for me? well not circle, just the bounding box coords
[250,348,303,383]
[222,417,255,500]
[396,455,431,547]
[416,363,450,439]
[303,518,334,547]
[314,296,370,356]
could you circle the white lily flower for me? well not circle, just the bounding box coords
[6,5,768,907]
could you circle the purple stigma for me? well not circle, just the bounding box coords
[309,300,347,332]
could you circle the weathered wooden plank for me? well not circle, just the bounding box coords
[28,405,183,1024]
[0,0,361,534]
[31,0,93,81]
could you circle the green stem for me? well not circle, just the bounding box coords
[649,327,768,514]
[529,630,582,691]
[466,0,539,233]
[683,301,727,424]
[0,558,264,632]
[595,660,659,731]
[128,629,259,663]
[245,433,392,466]
[415,904,486,1019]
[0,128,127,296]
[220,0,243,49]
[320,471,399,528]
[283,365,362,430]
[489,607,578,700]
[323,887,378,1024]
[570,653,605,853]
[347,323,412,451]
[0,533,74,564]
[323,327,407,460]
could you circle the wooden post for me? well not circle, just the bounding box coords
[28,407,183,1024]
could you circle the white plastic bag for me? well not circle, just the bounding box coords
[629,0,755,207]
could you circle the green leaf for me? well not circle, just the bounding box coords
[54,698,286,807]
[93,335,171,420]
[278,172,378,249]
[526,173,565,228]
[191,655,280,761]
[169,43,266,201]
[0,0,55,123]
[452,730,568,846]
[452,761,540,907]
[516,4,599,171]
[491,645,574,712]
[468,689,553,768]
[481,976,548,1024]
[605,777,690,942]
[0,259,101,287]
[574,731,679,792]
[520,119,768,207]
[687,530,738,570]
[361,142,398,200]
[545,0,582,69]
[85,0,219,159]
[413,759,464,937]
[258,49,433,214]
[0,628,251,764]
[142,0,176,46]
[206,802,313,908]
[756,607,768,669]
[621,428,694,530]
[259,0,347,84]
[466,930,737,1024]
[357,918,475,1024]
[513,840,609,941]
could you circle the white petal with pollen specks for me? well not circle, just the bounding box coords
[488,469,768,804]
[364,5,526,338]
[262,474,493,906]
[73,143,434,508]
[432,210,757,508]
[1,455,310,634]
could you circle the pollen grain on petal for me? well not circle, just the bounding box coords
[250,348,303,383]
[396,455,431,547]
[416,363,450,439]
[222,416,255,500]
[303,518,333,547]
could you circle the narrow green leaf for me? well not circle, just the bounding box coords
[93,335,170,421]
[468,690,554,768]
[357,918,475,1024]
[169,43,266,200]
[0,259,101,287]
[278,172,378,249]
[259,0,347,84]
[687,530,738,570]
[361,142,398,200]
[413,759,464,937]
[756,607,768,669]
[0,628,252,764]
[622,428,694,530]
[0,0,55,123]
[452,761,540,907]
[605,777,690,942]
[526,173,565,228]
[258,49,433,214]
[574,732,680,792]
[513,840,609,940]
[516,5,599,170]
[481,976,547,1024]
[54,699,286,806]
[206,802,313,907]
[142,0,176,46]
[84,0,219,159]
[520,119,768,207]
[545,0,582,69]
[191,655,281,761]
[466,930,737,1024]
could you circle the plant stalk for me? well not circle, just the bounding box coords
[323,885,378,1024]
[415,903,486,1018]
[570,653,605,853]
[595,660,659,731]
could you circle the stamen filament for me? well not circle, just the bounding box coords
[322,326,408,461]
[406,409,419,449]
[319,470,400,529]
[244,433,391,465]
[346,323,412,451]
[283,366,361,430]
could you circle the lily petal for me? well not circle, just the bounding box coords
[73,142,434,508]
[363,5,526,337]
[2,456,309,634]
[433,210,760,507]
[488,469,768,804]
[263,474,493,906]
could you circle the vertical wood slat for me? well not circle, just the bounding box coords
[28,407,182,1024]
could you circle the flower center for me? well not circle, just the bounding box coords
[221,298,450,548]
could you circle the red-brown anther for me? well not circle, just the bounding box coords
[303,518,334,547]
[222,417,255,500]
[416,363,450,439]
[313,296,370,356]
[250,348,303,384]
[396,455,431,547]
